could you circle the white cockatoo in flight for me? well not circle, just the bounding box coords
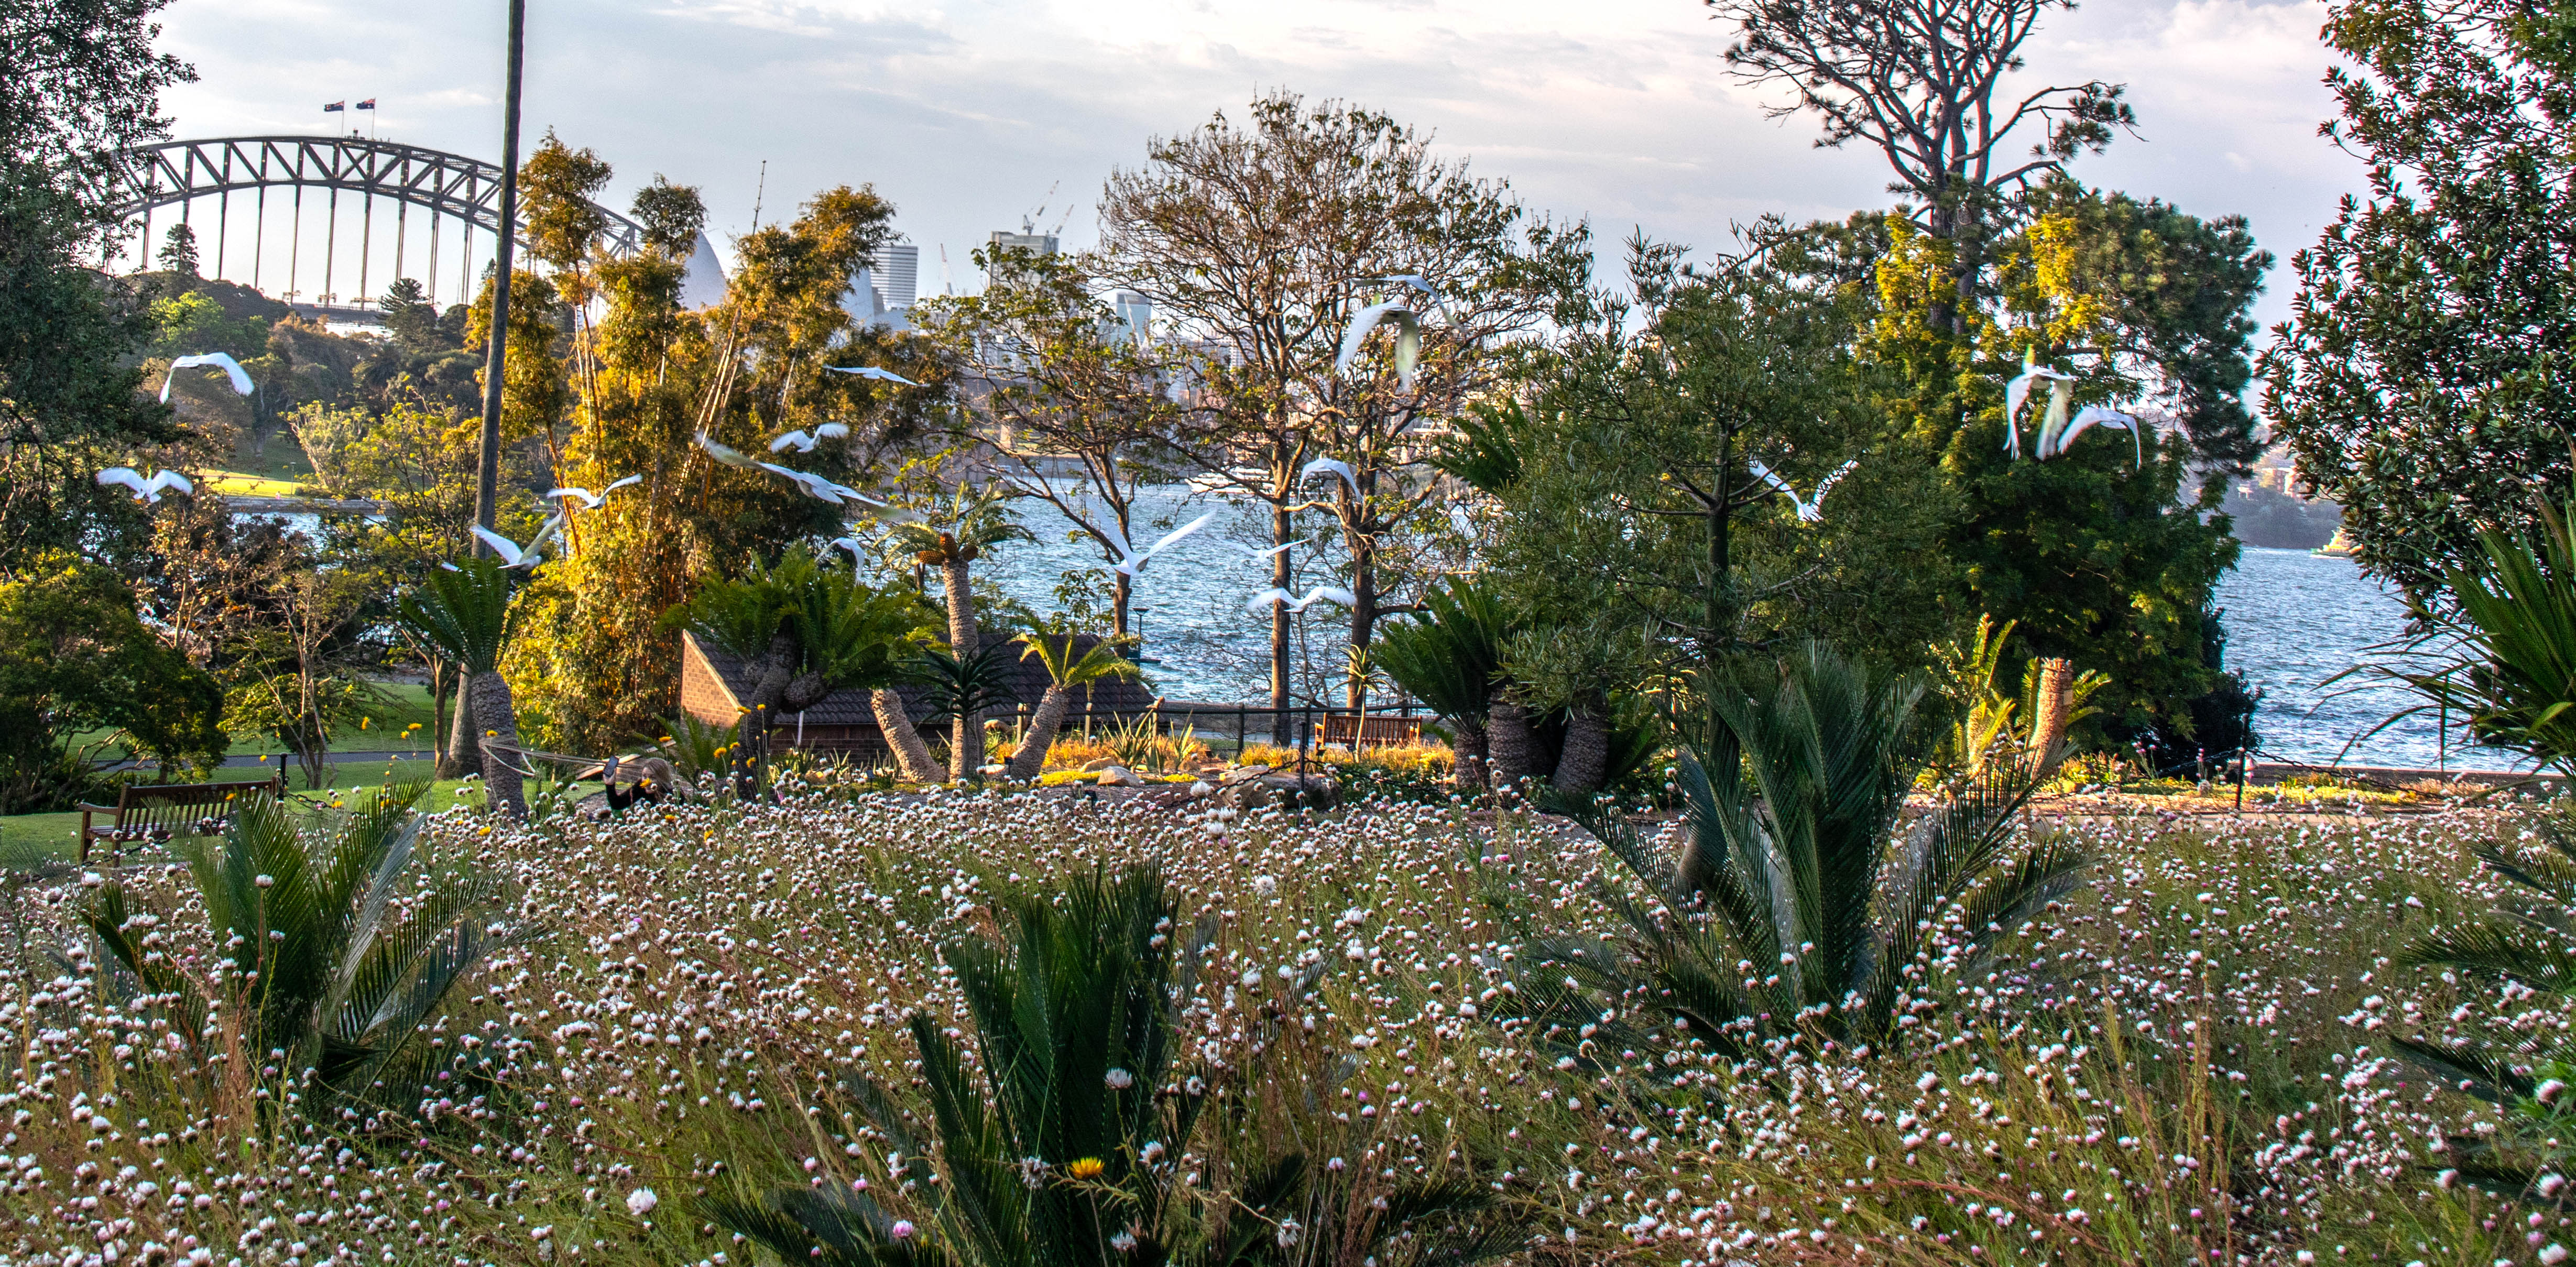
[160,353,254,402]
[1099,510,1219,578]
[1747,458,1859,523]
[1301,456,1361,498]
[544,475,642,509]
[471,516,565,571]
[768,423,852,453]
[1335,301,1423,389]
[1245,585,1357,616]
[2001,354,2079,461]
[96,467,194,504]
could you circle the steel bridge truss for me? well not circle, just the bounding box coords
[109,135,643,311]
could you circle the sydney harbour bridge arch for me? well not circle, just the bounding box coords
[108,135,648,322]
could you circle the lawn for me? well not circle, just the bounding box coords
[0,760,502,864]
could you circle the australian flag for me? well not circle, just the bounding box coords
[356,99,375,111]
[323,101,345,113]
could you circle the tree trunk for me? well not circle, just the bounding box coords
[739,630,799,798]
[1487,701,1533,791]
[440,684,477,780]
[1003,684,1075,782]
[1346,531,1377,711]
[2025,658,2075,784]
[1450,718,1488,790]
[468,669,526,819]
[1553,698,1609,798]
[872,688,944,783]
[942,556,981,778]
[1269,502,1294,746]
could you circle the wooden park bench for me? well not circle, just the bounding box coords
[1315,714,1424,749]
[78,774,284,863]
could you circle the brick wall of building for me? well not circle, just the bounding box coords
[677,634,741,732]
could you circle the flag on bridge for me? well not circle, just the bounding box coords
[355,100,375,111]
[323,101,345,113]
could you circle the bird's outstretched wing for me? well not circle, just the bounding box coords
[1302,457,1361,496]
[1297,586,1357,611]
[604,474,643,495]
[2059,406,2143,467]
[816,422,850,440]
[1336,301,1413,378]
[1245,587,1295,615]
[1145,509,1219,556]
[145,471,194,499]
[1222,534,1312,563]
[470,526,533,568]
[95,467,147,498]
[164,352,254,401]
[1376,274,1446,314]
[825,365,920,386]
[769,430,818,454]
[696,431,760,468]
[545,486,602,508]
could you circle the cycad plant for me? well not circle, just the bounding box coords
[1003,632,1143,781]
[2353,496,2576,777]
[83,783,538,1111]
[710,866,1519,1265]
[1526,640,2087,1059]
[1931,615,2110,786]
[881,484,1032,775]
[2386,806,2576,1195]
[1373,575,1507,788]
[397,555,527,817]
[908,640,1027,779]
[674,546,942,788]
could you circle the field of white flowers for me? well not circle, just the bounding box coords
[4,783,2571,1266]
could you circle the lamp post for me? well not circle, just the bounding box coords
[471,0,527,547]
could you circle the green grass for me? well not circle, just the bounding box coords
[67,682,444,759]
[0,761,519,865]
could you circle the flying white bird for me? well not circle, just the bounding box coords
[160,353,254,402]
[1246,585,1357,616]
[1302,457,1361,498]
[1214,535,1314,565]
[1335,301,1423,388]
[543,475,642,509]
[2049,405,2144,466]
[824,365,920,386]
[695,430,762,469]
[826,536,871,565]
[756,461,885,507]
[2002,355,2080,460]
[1748,458,1859,524]
[1098,510,1220,578]
[95,467,193,503]
[767,422,851,453]
[470,516,564,571]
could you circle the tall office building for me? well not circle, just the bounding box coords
[869,243,919,310]
[989,229,1060,257]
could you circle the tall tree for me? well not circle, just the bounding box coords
[918,245,1187,638]
[2264,0,2576,606]
[0,0,195,570]
[1097,91,1577,726]
[1707,0,2132,332]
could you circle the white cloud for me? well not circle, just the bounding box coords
[147,0,2364,326]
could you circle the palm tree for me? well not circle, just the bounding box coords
[882,484,1031,777]
[396,556,526,817]
[1523,640,2086,1060]
[1002,632,1143,781]
[1372,575,1507,788]
[674,547,943,789]
[83,783,537,1111]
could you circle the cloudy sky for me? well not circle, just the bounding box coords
[147,0,2362,329]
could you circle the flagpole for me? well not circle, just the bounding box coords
[473,0,527,549]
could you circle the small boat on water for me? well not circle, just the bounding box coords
[2313,526,2359,559]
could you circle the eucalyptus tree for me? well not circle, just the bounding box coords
[1097,91,1584,726]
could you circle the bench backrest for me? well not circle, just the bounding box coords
[1316,715,1423,747]
[112,778,282,834]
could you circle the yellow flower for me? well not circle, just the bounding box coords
[1067,1157,1104,1180]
